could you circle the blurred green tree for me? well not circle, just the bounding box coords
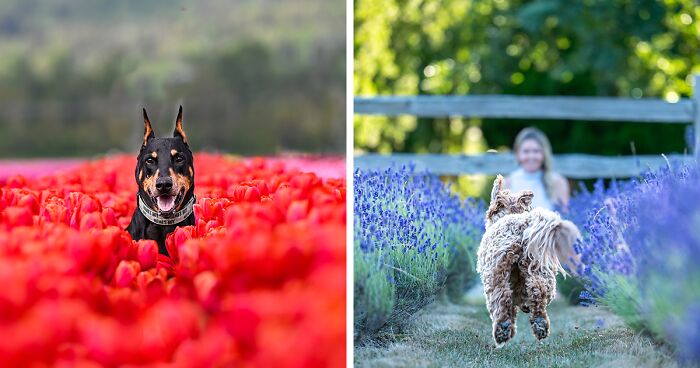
[0,0,345,157]
[354,0,700,156]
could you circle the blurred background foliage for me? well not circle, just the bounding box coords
[354,0,699,160]
[0,0,345,157]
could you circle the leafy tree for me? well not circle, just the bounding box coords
[355,0,700,156]
[0,0,345,157]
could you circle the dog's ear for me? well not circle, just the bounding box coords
[517,191,534,208]
[486,201,503,221]
[173,105,188,145]
[142,108,155,146]
[490,174,504,202]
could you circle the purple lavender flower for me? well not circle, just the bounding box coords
[579,290,594,307]
[354,166,485,338]
[570,160,700,363]
[595,318,605,328]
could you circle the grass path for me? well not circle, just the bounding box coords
[355,297,681,368]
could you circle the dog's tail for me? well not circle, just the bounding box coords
[522,209,581,277]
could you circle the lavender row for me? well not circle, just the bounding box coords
[570,161,700,362]
[354,166,484,341]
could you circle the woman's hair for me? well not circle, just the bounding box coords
[513,127,557,201]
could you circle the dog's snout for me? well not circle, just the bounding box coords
[155,177,173,193]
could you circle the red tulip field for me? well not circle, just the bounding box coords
[0,154,346,367]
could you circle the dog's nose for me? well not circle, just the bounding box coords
[156,177,173,193]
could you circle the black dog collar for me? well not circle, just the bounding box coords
[138,195,196,226]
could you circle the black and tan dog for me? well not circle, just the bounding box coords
[126,106,195,255]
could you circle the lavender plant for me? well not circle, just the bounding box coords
[571,161,700,362]
[354,166,484,341]
[443,196,485,302]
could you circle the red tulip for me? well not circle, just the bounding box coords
[79,212,104,230]
[244,186,261,202]
[3,206,33,228]
[193,270,219,308]
[0,154,345,366]
[136,240,158,270]
[17,193,40,215]
[286,200,309,222]
[114,260,140,288]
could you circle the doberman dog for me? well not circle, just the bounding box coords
[126,106,195,255]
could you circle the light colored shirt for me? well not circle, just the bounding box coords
[507,168,554,210]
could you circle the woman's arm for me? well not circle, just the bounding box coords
[554,174,570,210]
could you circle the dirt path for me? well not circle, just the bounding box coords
[355,298,680,368]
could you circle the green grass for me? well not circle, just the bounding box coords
[355,298,683,368]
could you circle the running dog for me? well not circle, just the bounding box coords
[477,175,580,347]
[126,106,195,255]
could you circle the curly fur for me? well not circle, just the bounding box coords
[485,174,533,228]
[477,176,581,347]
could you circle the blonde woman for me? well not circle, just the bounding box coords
[503,127,569,211]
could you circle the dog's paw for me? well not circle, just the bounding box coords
[531,316,549,340]
[494,321,513,346]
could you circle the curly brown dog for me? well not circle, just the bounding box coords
[477,175,580,347]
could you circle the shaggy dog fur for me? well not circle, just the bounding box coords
[477,175,581,347]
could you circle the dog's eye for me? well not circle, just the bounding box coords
[146,157,156,165]
[175,155,184,163]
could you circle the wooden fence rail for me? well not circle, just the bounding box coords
[354,74,699,178]
[355,153,693,179]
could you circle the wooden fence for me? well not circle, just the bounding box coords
[354,74,700,178]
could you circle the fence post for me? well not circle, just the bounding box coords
[694,73,700,157]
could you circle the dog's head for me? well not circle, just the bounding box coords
[485,174,533,227]
[136,106,194,214]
